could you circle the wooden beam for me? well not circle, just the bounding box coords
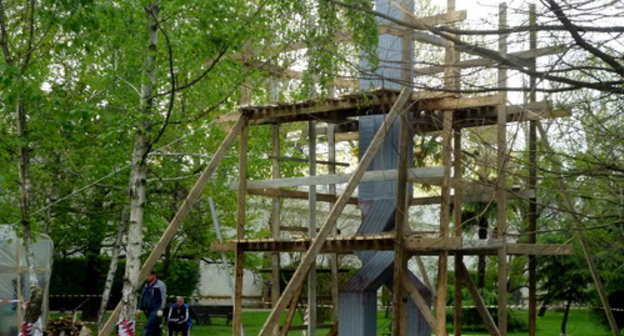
[392,111,411,336]
[279,226,342,235]
[453,129,463,336]
[280,283,305,336]
[268,155,350,167]
[258,88,414,336]
[419,94,504,111]
[212,237,572,255]
[326,123,340,325]
[247,187,359,205]
[233,115,249,336]
[414,45,565,76]
[270,125,281,316]
[497,5,509,335]
[458,262,502,336]
[247,61,358,89]
[402,275,436,330]
[528,6,538,336]
[98,115,247,336]
[435,96,454,336]
[506,243,572,255]
[230,10,465,62]
[236,166,444,190]
[307,121,318,336]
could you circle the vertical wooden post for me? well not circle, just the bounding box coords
[233,115,249,336]
[496,3,508,336]
[444,0,462,335]
[435,110,452,336]
[392,112,411,336]
[453,130,463,336]
[393,0,414,333]
[436,0,458,334]
[308,120,317,336]
[527,5,538,336]
[327,123,340,325]
[270,124,281,336]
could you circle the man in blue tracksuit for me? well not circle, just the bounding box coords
[137,271,167,336]
[167,297,191,336]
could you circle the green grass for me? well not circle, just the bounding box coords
[63,308,612,336]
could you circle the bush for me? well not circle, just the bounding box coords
[446,307,528,332]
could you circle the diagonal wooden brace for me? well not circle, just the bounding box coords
[98,114,247,336]
[458,261,501,336]
[258,87,414,335]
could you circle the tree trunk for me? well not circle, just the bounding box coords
[97,208,128,330]
[560,294,572,336]
[118,2,159,334]
[17,98,45,336]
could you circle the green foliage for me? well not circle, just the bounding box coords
[50,256,199,297]
[446,308,528,332]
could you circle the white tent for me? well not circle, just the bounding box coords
[0,227,53,336]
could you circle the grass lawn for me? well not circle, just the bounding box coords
[72,308,611,335]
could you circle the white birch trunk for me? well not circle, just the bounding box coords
[97,209,127,330]
[118,1,159,332]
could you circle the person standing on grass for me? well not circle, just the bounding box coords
[167,297,191,336]
[136,270,167,336]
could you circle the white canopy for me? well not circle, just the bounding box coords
[0,227,53,336]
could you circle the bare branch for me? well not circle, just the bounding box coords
[327,0,624,94]
[543,0,624,78]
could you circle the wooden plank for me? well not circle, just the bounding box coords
[212,238,570,255]
[402,275,436,330]
[528,6,538,336]
[418,94,504,111]
[326,123,340,325]
[247,61,358,89]
[506,244,572,255]
[414,45,565,76]
[270,125,281,315]
[435,100,454,336]
[453,129,463,336]
[458,262,502,336]
[247,188,359,205]
[280,283,305,336]
[233,116,249,336]
[268,155,350,167]
[392,111,411,336]
[98,115,246,336]
[214,93,568,130]
[497,5,508,335]
[308,121,317,336]
[258,88,414,336]
[279,226,342,235]
[231,10,465,62]
[237,166,444,190]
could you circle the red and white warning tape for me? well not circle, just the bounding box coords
[18,322,42,336]
[117,320,135,336]
[0,299,22,303]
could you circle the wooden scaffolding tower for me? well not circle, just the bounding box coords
[96,2,588,336]
[212,2,573,336]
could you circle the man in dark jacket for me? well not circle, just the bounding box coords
[137,271,167,336]
[167,297,191,336]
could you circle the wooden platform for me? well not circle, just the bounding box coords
[212,234,572,256]
[215,89,569,133]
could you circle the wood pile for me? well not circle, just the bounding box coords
[46,317,85,336]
